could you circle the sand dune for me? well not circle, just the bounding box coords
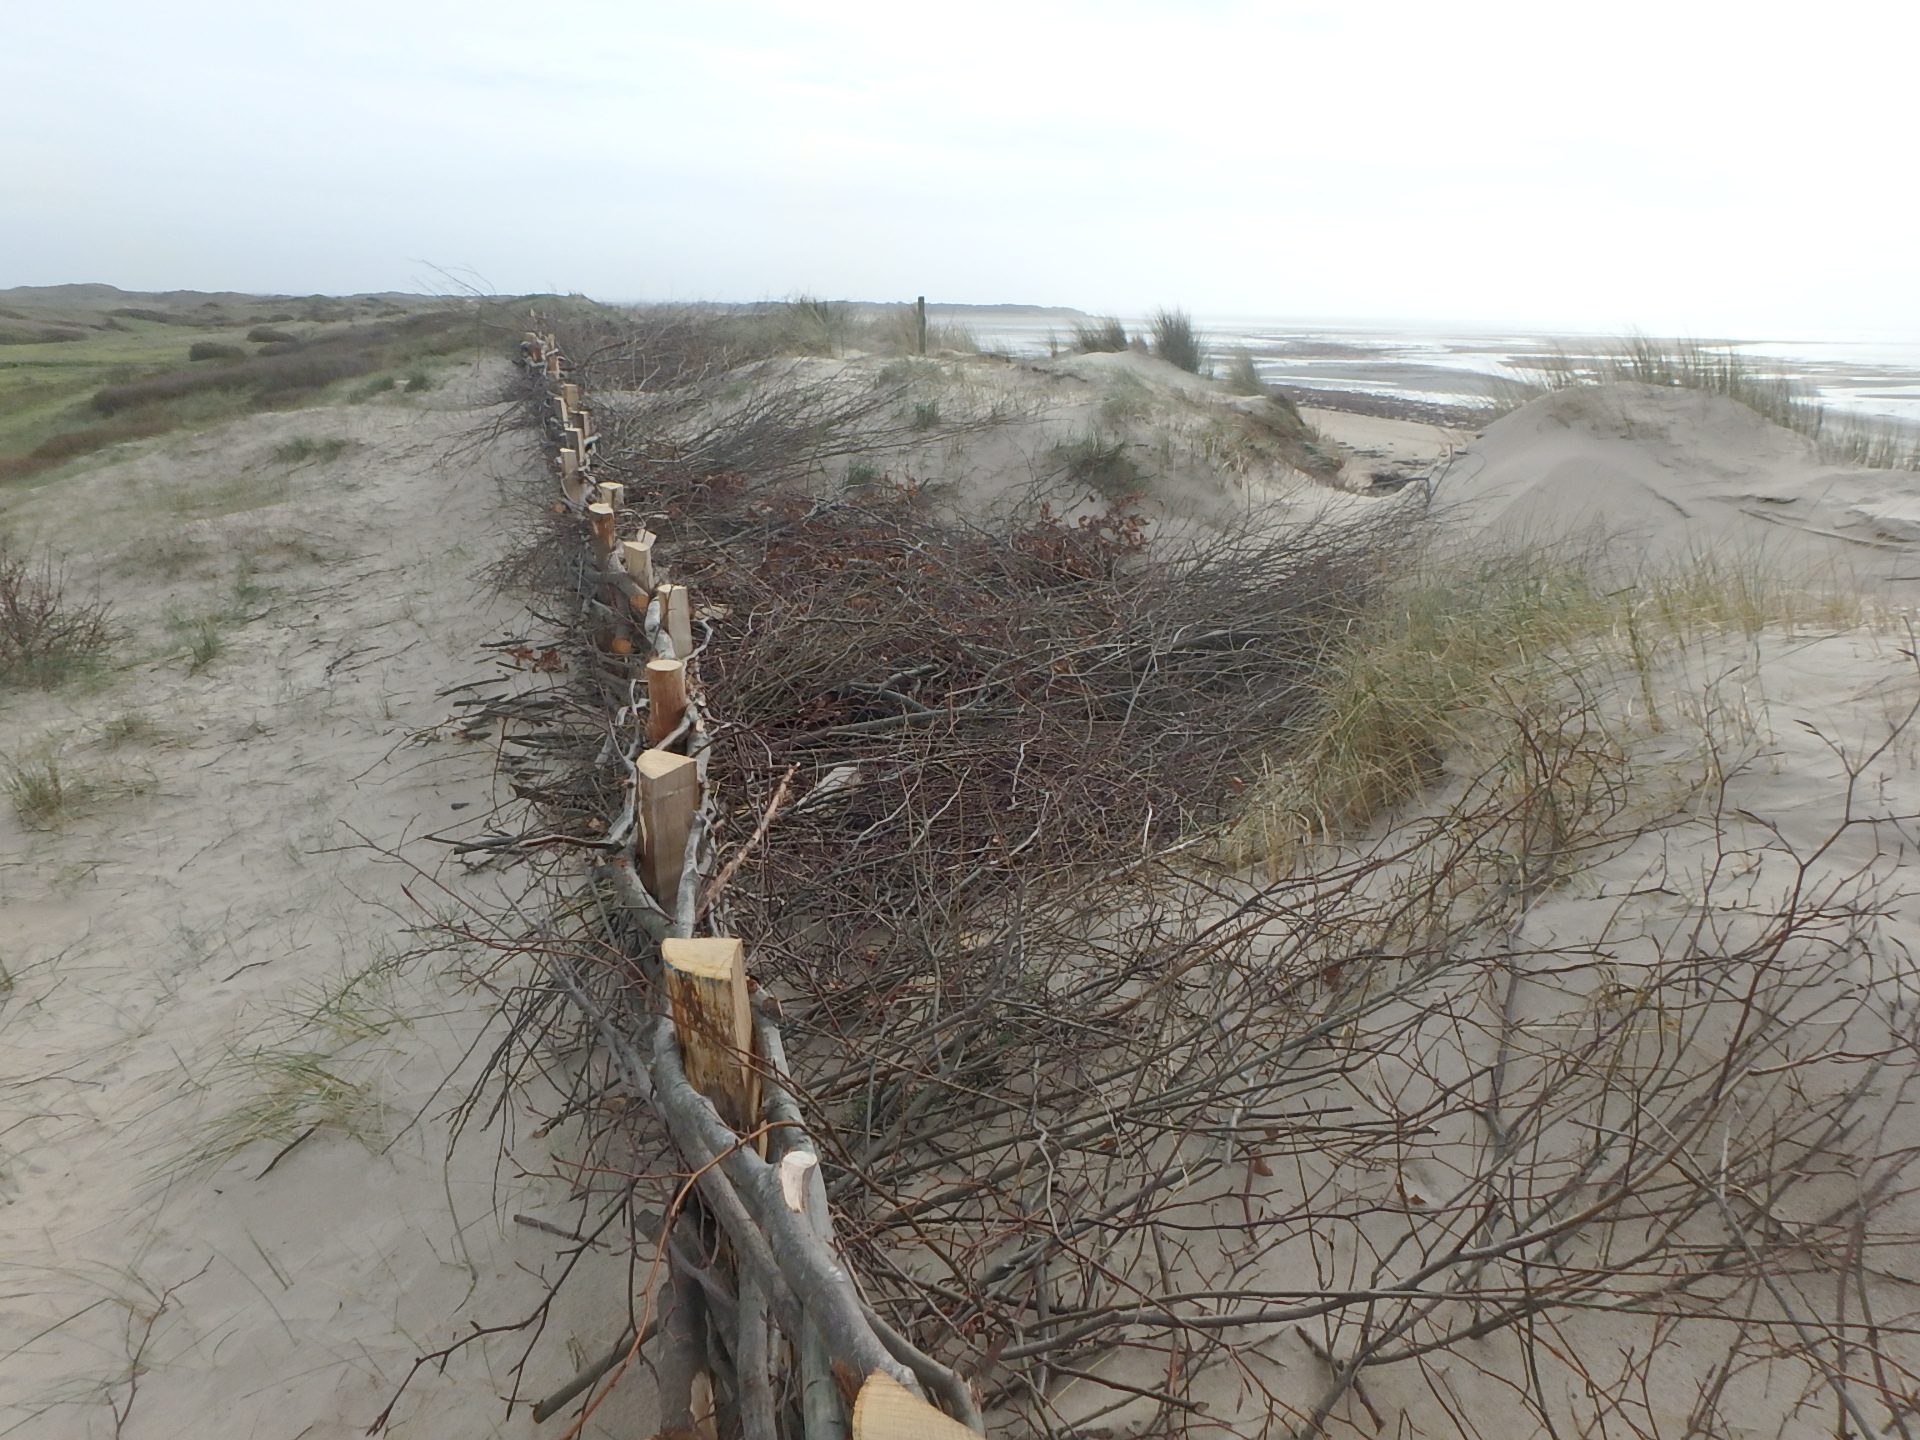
[0,365,642,1438]
[1434,382,1920,581]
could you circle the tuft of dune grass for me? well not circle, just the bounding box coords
[1217,542,1862,870]
[1524,336,1920,471]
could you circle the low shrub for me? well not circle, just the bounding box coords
[0,540,112,685]
[189,342,247,362]
[271,436,349,464]
[32,417,172,462]
[0,326,84,345]
[247,326,297,344]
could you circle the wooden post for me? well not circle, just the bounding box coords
[655,583,693,660]
[560,450,588,507]
[587,502,617,558]
[636,748,700,907]
[546,351,563,377]
[561,382,581,409]
[915,296,927,356]
[596,481,625,510]
[564,425,585,460]
[646,658,689,748]
[853,1371,975,1440]
[620,532,657,596]
[662,937,758,1135]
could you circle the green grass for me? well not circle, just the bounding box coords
[1150,308,1205,374]
[172,953,417,1178]
[1225,350,1266,396]
[1071,317,1130,353]
[165,568,270,671]
[2,747,154,828]
[1217,544,1859,868]
[1046,431,1148,497]
[0,295,507,490]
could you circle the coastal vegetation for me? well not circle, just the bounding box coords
[1524,333,1920,468]
[0,288,514,487]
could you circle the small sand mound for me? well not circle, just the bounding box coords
[1433,383,1920,581]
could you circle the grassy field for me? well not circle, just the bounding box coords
[0,288,531,490]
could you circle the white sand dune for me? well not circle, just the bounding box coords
[1432,382,1920,581]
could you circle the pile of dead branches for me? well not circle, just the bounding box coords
[436,312,1920,1440]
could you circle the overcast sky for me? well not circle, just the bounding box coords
[4,0,1915,335]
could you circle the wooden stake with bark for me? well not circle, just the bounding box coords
[648,658,690,748]
[662,937,759,1136]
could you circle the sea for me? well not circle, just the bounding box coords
[951,314,1920,427]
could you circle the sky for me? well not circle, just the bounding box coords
[4,0,1917,336]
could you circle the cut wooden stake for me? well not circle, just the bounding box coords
[620,532,656,595]
[778,1151,818,1212]
[656,583,693,660]
[647,658,689,748]
[563,426,585,459]
[561,382,581,409]
[636,748,700,907]
[853,1371,976,1440]
[587,502,617,559]
[662,936,757,1134]
[545,352,563,377]
[596,481,626,510]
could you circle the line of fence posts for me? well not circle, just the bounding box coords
[517,330,982,1440]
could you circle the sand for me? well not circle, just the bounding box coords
[1431,381,1920,585]
[0,366,643,1438]
[9,354,1920,1439]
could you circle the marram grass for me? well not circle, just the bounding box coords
[1217,544,1861,870]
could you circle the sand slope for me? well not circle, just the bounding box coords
[0,368,641,1438]
[1431,384,1920,584]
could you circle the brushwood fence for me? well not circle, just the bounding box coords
[518,331,984,1440]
